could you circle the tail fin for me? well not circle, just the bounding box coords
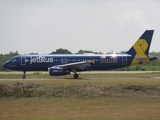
[126,30,154,56]
[126,30,154,66]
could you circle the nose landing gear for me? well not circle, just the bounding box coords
[22,71,26,79]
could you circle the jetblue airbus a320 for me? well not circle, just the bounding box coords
[2,30,157,79]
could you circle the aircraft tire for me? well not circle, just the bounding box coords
[22,75,26,79]
[74,74,79,79]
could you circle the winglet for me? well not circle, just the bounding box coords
[126,30,154,57]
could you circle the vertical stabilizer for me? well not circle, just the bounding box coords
[126,30,154,56]
[126,30,154,66]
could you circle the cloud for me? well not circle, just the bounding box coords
[118,9,149,29]
[0,0,160,54]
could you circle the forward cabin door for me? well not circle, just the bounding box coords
[122,56,127,65]
[21,56,26,66]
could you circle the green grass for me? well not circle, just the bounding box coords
[1,72,160,79]
[1,78,160,86]
[0,97,160,120]
[0,79,160,98]
[0,74,160,120]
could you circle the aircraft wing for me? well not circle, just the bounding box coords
[54,61,92,70]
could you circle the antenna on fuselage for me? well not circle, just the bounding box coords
[111,50,113,54]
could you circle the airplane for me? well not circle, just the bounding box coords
[2,30,157,79]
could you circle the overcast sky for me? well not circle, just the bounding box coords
[0,0,160,54]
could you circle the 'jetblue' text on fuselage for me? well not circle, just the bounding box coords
[30,56,53,64]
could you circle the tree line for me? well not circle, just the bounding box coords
[1,49,160,71]
[50,48,103,54]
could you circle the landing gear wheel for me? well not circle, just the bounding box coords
[74,74,79,79]
[22,71,26,79]
[22,75,26,79]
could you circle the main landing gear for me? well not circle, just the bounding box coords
[73,73,79,79]
[22,71,26,79]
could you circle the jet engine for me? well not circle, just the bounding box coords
[48,67,70,76]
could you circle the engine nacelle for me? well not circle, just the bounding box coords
[48,67,70,76]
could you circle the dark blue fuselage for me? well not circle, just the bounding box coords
[2,54,142,71]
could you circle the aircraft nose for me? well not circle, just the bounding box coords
[2,62,7,69]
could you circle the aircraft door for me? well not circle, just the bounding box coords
[122,56,127,65]
[21,56,26,65]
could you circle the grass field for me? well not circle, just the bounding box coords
[0,97,160,120]
[1,71,160,79]
[0,73,160,120]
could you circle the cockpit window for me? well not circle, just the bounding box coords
[11,59,16,62]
